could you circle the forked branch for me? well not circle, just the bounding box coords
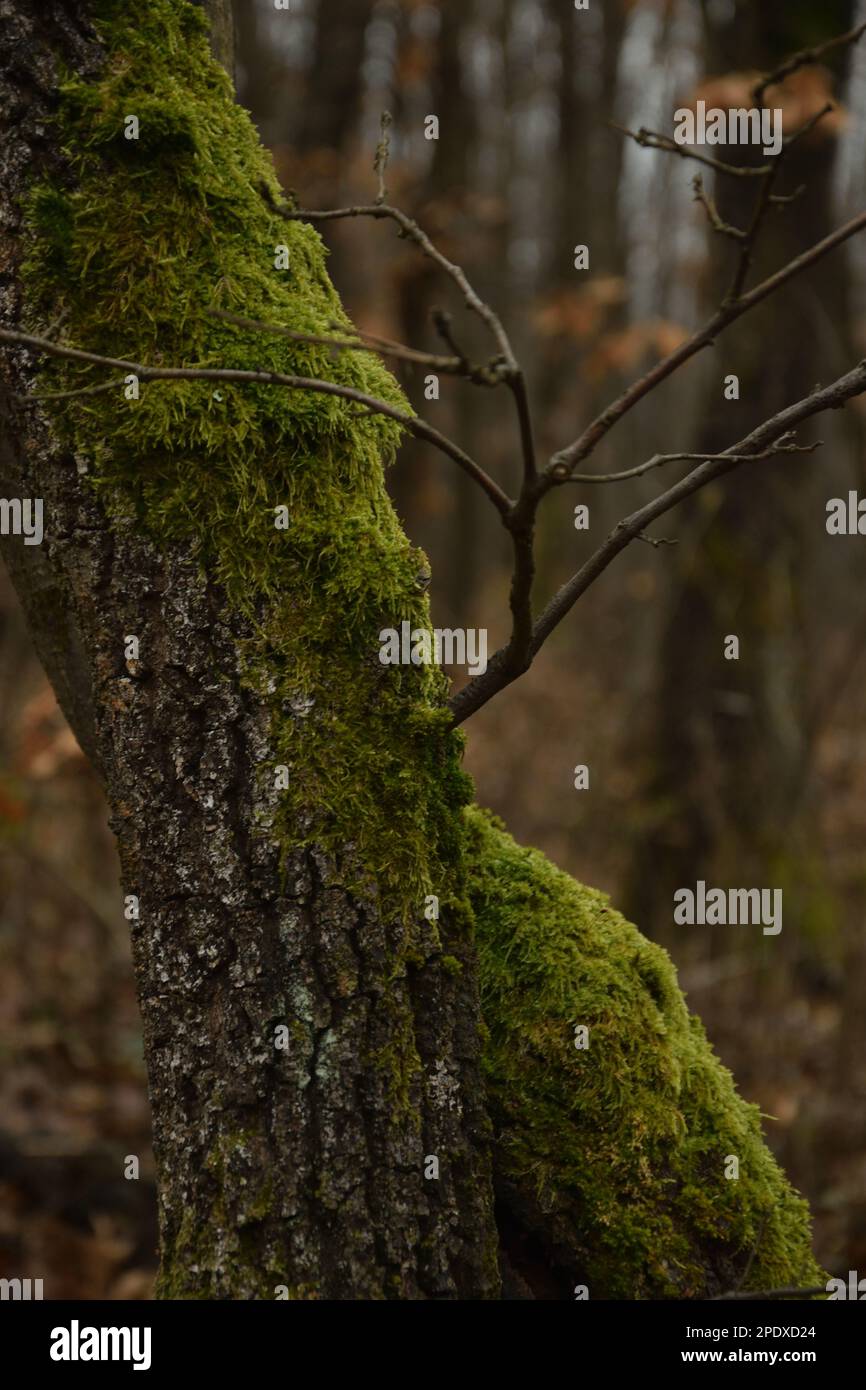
[4,22,866,730]
[0,325,512,516]
[753,18,866,104]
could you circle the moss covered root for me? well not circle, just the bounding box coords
[466,807,825,1299]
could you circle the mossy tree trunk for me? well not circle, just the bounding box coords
[0,0,829,1302]
[0,0,498,1299]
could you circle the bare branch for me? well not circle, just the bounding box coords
[783,101,834,150]
[546,208,866,481]
[769,184,805,207]
[14,20,865,743]
[564,436,821,485]
[373,110,392,206]
[430,306,470,365]
[287,116,540,497]
[450,360,866,724]
[511,373,537,485]
[44,305,70,339]
[753,18,866,104]
[0,325,513,516]
[207,307,471,376]
[537,370,865,655]
[733,1212,770,1295]
[19,374,129,402]
[610,121,770,178]
[636,531,678,548]
[724,106,833,305]
[726,158,782,303]
[431,307,535,481]
[280,201,518,370]
[692,175,747,241]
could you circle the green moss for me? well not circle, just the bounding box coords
[366,993,425,1126]
[466,807,826,1299]
[154,1203,217,1300]
[22,0,471,928]
[155,1129,289,1298]
[21,0,825,1301]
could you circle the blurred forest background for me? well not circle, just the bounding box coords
[3,0,866,1297]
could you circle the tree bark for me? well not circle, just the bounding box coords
[0,0,829,1302]
[0,0,498,1299]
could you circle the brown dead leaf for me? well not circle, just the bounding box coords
[15,682,84,778]
[693,67,846,143]
[586,318,690,381]
[533,276,627,341]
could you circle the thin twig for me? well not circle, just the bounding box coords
[783,101,834,150]
[373,110,392,205]
[207,307,468,375]
[753,18,866,104]
[536,369,865,663]
[636,531,678,548]
[431,307,474,370]
[735,1212,770,1293]
[511,373,537,484]
[724,108,834,305]
[564,437,821,485]
[0,325,512,516]
[44,305,70,339]
[726,157,782,303]
[610,121,771,179]
[22,374,129,402]
[546,208,866,480]
[280,201,518,370]
[692,175,747,241]
[425,307,506,384]
[449,360,866,723]
[290,117,538,505]
[769,185,805,207]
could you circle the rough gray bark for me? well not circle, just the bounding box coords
[0,6,103,769]
[0,0,498,1299]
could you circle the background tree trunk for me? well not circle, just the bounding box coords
[625,0,857,939]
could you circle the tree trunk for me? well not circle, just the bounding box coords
[0,0,829,1301]
[0,0,498,1300]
